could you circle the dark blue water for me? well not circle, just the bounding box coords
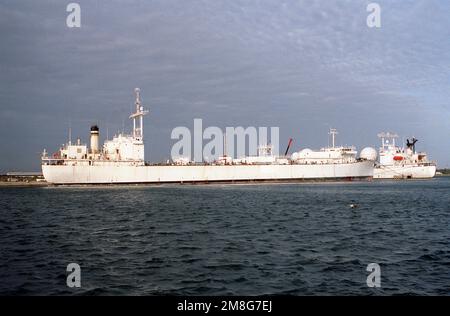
[1,178,449,295]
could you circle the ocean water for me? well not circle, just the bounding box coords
[0,178,449,296]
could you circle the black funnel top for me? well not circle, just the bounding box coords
[90,125,99,132]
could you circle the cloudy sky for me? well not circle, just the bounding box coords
[0,0,449,172]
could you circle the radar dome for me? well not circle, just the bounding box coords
[298,148,313,158]
[360,147,377,161]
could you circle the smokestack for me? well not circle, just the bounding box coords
[90,125,99,154]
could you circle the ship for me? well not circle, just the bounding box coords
[41,88,376,185]
[373,132,436,179]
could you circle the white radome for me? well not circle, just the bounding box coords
[360,147,377,161]
[300,148,313,155]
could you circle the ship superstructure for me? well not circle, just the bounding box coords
[41,88,376,184]
[373,132,436,179]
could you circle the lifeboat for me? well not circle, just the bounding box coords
[393,155,404,161]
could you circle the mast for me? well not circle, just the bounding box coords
[69,125,72,146]
[129,88,149,140]
[377,132,399,151]
[223,132,227,157]
[329,128,338,148]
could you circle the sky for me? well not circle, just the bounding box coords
[0,0,449,172]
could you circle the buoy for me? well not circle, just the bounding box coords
[349,204,358,209]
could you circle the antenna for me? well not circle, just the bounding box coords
[329,128,338,148]
[68,119,72,145]
[377,132,399,150]
[135,87,141,112]
[223,132,227,157]
[129,87,149,140]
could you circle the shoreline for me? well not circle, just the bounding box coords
[1,173,449,188]
[0,181,48,187]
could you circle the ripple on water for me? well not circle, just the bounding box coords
[1,179,450,295]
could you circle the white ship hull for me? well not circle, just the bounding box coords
[373,164,436,179]
[42,161,374,185]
